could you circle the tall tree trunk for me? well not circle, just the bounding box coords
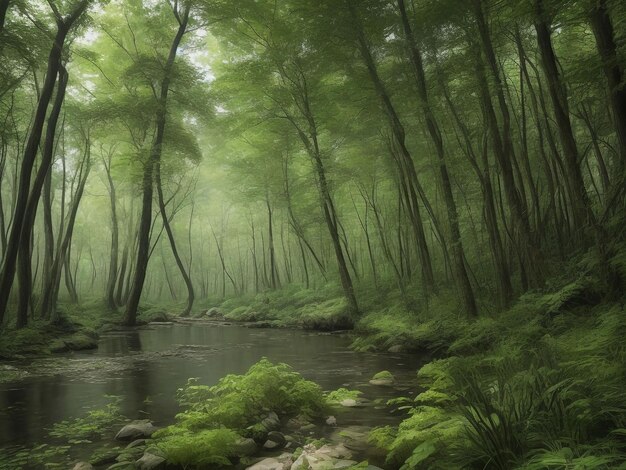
[123,6,189,326]
[0,1,88,323]
[534,0,592,235]
[472,0,543,286]
[103,149,119,309]
[40,139,91,321]
[15,67,68,327]
[266,194,280,290]
[589,0,626,174]
[397,0,477,316]
[0,0,10,33]
[347,0,435,294]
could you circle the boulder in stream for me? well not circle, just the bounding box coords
[115,420,158,441]
[234,437,258,456]
[246,453,293,470]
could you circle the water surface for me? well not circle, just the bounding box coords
[0,322,423,458]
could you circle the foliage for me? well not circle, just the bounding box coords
[165,359,327,432]
[48,395,124,441]
[326,388,363,403]
[375,294,626,469]
[155,428,239,468]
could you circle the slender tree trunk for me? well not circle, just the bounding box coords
[103,150,119,309]
[472,0,543,287]
[348,0,435,293]
[397,0,477,315]
[155,157,195,316]
[40,139,91,321]
[0,0,10,34]
[534,0,592,235]
[265,195,280,290]
[589,0,626,173]
[15,67,69,327]
[0,8,84,323]
[123,6,189,325]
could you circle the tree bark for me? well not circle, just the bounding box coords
[15,67,68,327]
[0,1,88,323]
[534,0,592,235]
[40,139,91,321]
[155,155,195,316]
[472,0,543,288]
[123,5,189,325]
[397,0,477,316]
[103,149,119,309]
[589,0,626,174]
[347,0,435,294]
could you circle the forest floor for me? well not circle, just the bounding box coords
[2,262,626,468]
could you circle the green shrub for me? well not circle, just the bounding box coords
[155,428,239,468]
[167,358,327,432]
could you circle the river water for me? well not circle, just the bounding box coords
[0,322,424,464]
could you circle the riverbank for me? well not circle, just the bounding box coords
[0,322,421,470]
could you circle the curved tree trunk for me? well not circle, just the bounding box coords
[123,6,190,325]
[155,159,195,317]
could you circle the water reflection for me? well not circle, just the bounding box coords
[0,324,423,447]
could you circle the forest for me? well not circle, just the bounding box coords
[1,0,626,468]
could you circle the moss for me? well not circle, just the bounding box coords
[326,388,362,403]
[371,370,393,381]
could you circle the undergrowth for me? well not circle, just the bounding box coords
[366,269,626,469]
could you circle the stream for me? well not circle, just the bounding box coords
[0,321,425,465]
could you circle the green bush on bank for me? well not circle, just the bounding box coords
[153,358,328,467]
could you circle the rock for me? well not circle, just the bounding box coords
[388,344,405,353]
[339,398,358,407]
[291,446,334,470]
[234,437,258,456]
[369,371,395,386]
[332,427,370,452]
[333,460,359,469]
[285,415,312,431]
[267,431,286,445]
[205,307,224,319]
[126,438,147,448]
[263,439,281,450]
[247,453,293,470]
[115,420,157,441]
[261,411,280,431]
[316,444,353,460]
[73,462,94,470]
[106,463,134,470]
[291,444,357,470]
[135,452,166,470]
[325,416,337,426]
[369,378,394,386]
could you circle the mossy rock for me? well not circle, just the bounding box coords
[369,371,394,386]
